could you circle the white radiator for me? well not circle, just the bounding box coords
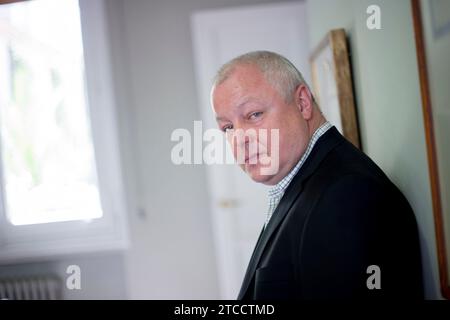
[0,276,62,300]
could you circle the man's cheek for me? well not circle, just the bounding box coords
[260,128,280,176]
[226,136,240,163]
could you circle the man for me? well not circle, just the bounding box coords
[211,51,423,299]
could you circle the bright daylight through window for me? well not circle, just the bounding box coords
[0,0,103,226]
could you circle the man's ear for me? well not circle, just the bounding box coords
[294,84,314,120]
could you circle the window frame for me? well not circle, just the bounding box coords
[0,0,129,263]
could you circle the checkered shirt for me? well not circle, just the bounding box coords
[265,121,333,227]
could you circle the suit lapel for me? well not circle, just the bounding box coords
[237,127,344,299]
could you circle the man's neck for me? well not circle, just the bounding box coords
[307,115,326,140]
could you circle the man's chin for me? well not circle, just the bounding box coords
[244,165,277,185]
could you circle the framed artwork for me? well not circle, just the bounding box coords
[310,28,360,149]
[412,0,450,299]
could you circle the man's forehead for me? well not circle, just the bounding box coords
[213,72,266,104]
[212,65,268,115]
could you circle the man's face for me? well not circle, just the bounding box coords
[212,64,310,185]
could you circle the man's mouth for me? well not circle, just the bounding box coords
[245,153,259,164]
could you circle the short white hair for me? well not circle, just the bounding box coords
[213,51,309,103]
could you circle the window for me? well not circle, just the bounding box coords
[0,0,128,262]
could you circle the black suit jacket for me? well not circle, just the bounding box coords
[238,127,423,300]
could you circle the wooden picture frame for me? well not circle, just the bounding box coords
[412,0,450,299]
[310,29,360,149]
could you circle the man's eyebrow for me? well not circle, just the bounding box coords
[215,97,262,121]
[215,116,227,122]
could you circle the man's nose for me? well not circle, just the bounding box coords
[230,127,258,155]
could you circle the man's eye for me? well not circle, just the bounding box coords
[222,125,233,132]
[249,112,263,120]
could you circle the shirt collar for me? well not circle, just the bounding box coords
[268,121,333,199]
